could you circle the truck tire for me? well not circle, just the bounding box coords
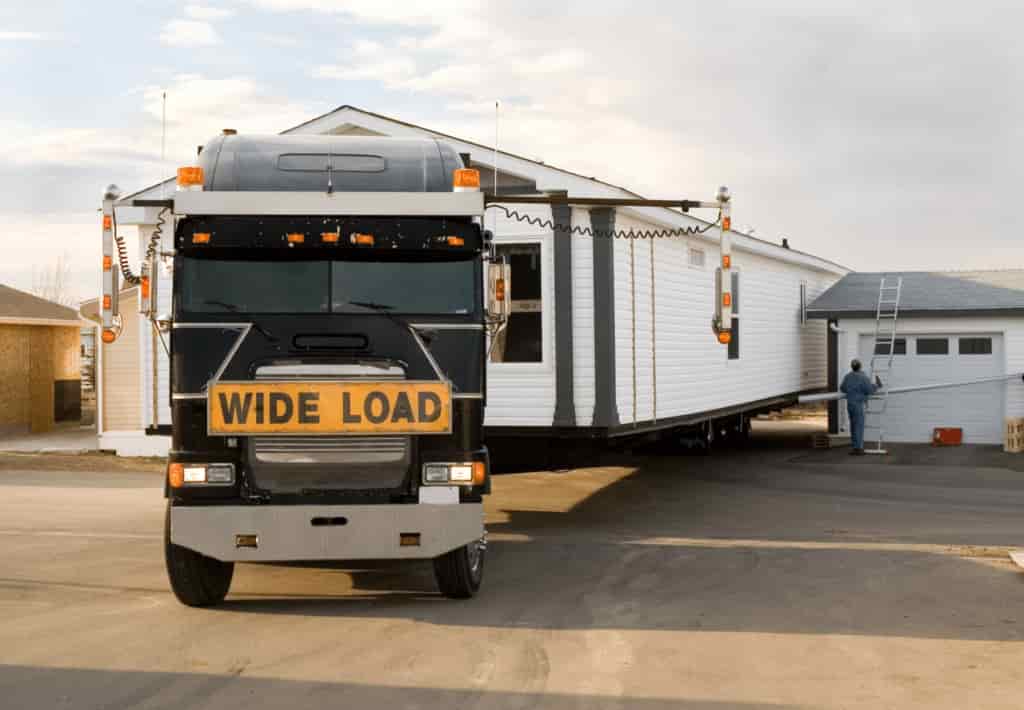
[164,503,234,607]
[433,538,485,599]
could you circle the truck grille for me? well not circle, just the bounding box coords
[247,363,410,493]
[253,435,408,465]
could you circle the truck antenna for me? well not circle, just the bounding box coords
[492,100,499,233]
[160,91,167,199]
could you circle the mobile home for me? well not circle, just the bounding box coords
[93,106,846,455]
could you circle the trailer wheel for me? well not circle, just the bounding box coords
[433,537,485,599]
[164,503,234,607]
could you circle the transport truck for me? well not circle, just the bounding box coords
[101,136,504,606]
[99,132,747,606]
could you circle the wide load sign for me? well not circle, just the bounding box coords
[208,381,451,435]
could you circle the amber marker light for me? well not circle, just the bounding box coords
[101,329,117,344]
[350,233,375,246]
[177,166,204,190]
[192,233,211,244]
[321,232,340,243]
[718,331,732,345]
[167,463,184,488]
[453,168,480,191]
[446,236,465,246]
[722,255,731,269]
[102,256,112,271]
[286,233,305,244]
[472,461,486,485]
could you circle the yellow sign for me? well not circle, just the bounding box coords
[208,381,452,435]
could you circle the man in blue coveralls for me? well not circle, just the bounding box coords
[840,359,881,455]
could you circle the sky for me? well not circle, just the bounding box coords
[1,0,1022,305]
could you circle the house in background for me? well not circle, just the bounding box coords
[80,287,142,453]
[0,284,83,434]
[808,271,1024,444]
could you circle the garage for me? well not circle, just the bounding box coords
[807,271,1024,445]
[856,332,1003,444]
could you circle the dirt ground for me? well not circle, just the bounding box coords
[2,420,1023,709]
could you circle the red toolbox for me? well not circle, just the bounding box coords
[932,427,963,446]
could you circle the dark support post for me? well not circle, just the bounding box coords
[551,193,576,427]
[827,318,838,434]
[591,208,619,428]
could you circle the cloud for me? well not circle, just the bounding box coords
[184,4,234,20]
[0,74,318,172]
[159,19,221,47]
[243,0,479,25]
[0,31,50,40]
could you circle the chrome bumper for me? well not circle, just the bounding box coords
[170,502,484,562]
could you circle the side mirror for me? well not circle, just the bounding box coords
[487,260,510,323]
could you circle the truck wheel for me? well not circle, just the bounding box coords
[433,537,485,599]
[164,503,234,607]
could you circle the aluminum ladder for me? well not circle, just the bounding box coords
[864,276,903,454]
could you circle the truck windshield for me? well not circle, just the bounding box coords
[179,257,477,315]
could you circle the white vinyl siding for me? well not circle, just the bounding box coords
[484,204,556,427]
[571,207,596,425]
[613,211,837,425]
[101,288,141,432]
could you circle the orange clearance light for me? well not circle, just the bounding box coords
[446,236,465,247]
[718,330,732,345]
[286,233,305,244]
[472,461,486,485]
[102,255,112,271]
[321,232,340,243]
[350,233,375,246]
[102,295,111,310]
[722,292,732,307]
[177,166,204,188]
[101,328,117,344]
[192,232,211,244]
[140,276,150,299]
[722,254,731,269]
[495,278,506,302]
[453,168,480,191]
[167,463,184,489]
[102,215,112,230]
[722,216,732,231]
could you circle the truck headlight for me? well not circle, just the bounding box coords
[169,462,235,487]
[422,462,485,486]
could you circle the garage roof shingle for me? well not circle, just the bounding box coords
[808,271,1024,319]
[0,284,81,323]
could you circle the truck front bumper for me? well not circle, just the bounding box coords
[170,503,484,562]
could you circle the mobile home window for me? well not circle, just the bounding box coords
[874,338,906,355]
[959,337,992,355]
[688,248,706,268]
[490,244,543,363]
[916,338,949,355]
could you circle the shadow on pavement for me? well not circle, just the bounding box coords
[0,665,801,710]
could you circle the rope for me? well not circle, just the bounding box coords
[112,208,169,285]
[486,205,720,239]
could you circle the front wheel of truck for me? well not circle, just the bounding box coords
[433,537,485,599]
[164,503,234,607]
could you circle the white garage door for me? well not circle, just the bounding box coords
[856,333,1004,444]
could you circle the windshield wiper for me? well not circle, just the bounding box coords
[202,300,279,342]
[347,300,395,311]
